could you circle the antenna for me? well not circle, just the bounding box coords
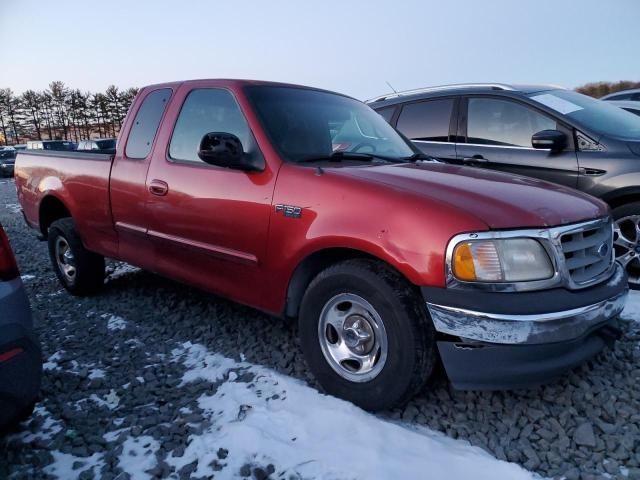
[385,81,398,94]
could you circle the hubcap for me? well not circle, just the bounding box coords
[614,214,640,286]
[55,237,76,284]
[318,293,388,383]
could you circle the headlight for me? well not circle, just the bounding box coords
[452,238,554,282]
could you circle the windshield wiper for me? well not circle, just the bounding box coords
[403,152,438,162]
[298,152,387,164]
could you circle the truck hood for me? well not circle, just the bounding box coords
[338,162,607,229]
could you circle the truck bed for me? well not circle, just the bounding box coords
[15,150,117,256]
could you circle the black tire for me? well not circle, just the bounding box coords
[48,218,105,296]
[612,202,640,290]
[298,259,436,411]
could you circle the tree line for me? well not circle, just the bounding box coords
[575,80,640,99]
[0,82,138,146]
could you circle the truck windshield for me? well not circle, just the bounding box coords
[529,90,640,140]
[244,86,414,163]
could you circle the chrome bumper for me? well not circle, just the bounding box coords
[426,285,628,345]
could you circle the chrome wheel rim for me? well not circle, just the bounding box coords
[614,215,640,286]
[55,237,76,284]
[318,293,388,383]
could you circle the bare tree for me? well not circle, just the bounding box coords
[21,90,43,140]
[1,82,139,143]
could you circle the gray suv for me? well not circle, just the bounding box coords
[368,84,640,288]
[0,222,40,429]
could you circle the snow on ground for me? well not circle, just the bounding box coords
[12,406,63,443]
[119,435,161,480]
[620,290,640,322]
[43,350,64,371]
[4,203,21,214]
[88,368,106,379]
[108,262,141,281]
[44,451,105,479]
[169,342,534,480]
[88,389,120,410]
[20,274,35,282]
[101,313,127,331]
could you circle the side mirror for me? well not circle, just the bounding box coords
[198,132,260,171]
[531,130,567,152]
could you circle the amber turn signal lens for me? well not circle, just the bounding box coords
[453,242,476,281]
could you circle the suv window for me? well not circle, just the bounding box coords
[376,106,396,124]
[125,88,172,159]
[395,99,453,142]
[169,88,259,164]
[606,93,632,101]
[467,98,556,147]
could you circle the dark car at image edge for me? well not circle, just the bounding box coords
[0,223,41,430]
[368,83,640,288]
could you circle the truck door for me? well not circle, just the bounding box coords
[110,87,173,270]
[143,85,276,308]
[455,96,579,188]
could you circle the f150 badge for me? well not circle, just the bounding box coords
[275,204,302,218]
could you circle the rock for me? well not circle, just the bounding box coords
[239,464,252,477]
[574,423,596,448]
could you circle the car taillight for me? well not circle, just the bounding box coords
[0,348,24,363]
[0,227,19,281]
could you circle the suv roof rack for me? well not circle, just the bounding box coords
[366,83,517,103]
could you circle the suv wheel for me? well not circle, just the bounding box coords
[298,259,436,411]
[48,218,105,296]
[612,202,640,290]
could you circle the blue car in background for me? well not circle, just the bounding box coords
[0,222,41,430]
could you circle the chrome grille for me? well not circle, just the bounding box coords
[559,220,613,285]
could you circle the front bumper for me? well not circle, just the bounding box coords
[423,262,628,389]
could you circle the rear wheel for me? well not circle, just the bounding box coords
[612,202,640,290]
[48,218,105,296]
[298,259,436,411]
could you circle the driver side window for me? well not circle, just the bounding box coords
[169,88,258,164]
[467,98,557,147]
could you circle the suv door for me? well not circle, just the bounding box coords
[456,96,579,188]
[392,97,458,162]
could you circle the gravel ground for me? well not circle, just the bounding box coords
[0,177,639,479]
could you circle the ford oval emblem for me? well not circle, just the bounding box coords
[596,243,609,258]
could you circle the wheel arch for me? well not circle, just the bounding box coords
[39,194,72,237]
[601,187,640,211]
[284,246,416,319]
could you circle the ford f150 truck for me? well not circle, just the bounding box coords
[15,79,628,411]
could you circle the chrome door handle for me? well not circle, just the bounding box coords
[148,179,169,196]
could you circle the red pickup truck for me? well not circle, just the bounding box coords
[16,79,628,410]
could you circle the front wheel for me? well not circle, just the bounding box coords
[48,218,105,296]
[298,259,436,411]
[612,202,640,290]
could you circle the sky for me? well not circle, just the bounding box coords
[0,0,638,101]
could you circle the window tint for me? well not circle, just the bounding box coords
[169,88,258,164]
[606,93,632,101]
[245,86,413,162]
[625,108,640,117]
[467,98,556,147]
[125,88,171,159]
[376,106,396,124]
[396,99,453,142]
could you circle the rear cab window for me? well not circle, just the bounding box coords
[396,99,454,142]
[125,88,172,159]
